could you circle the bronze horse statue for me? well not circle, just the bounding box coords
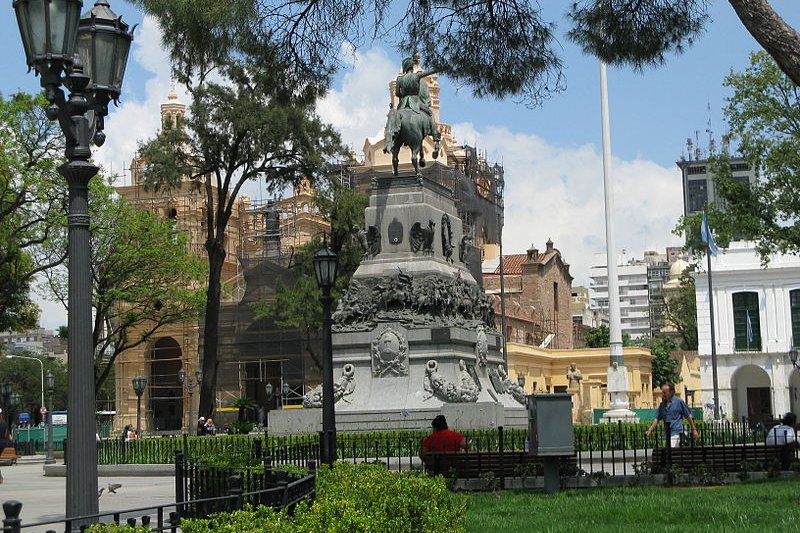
[383,57,441,176]
[384,107,440,176]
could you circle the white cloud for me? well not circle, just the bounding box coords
[317,46,398,156]
[451,122,684,285]
[92,15,190,184]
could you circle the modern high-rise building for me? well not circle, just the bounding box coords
[677,155,754,217]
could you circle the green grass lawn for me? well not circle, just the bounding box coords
[465,480,800,532]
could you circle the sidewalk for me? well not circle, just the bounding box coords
[0,455,175,526]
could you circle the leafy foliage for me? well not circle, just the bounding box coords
[180,463,466,533]
[0,92,68,331]
[135,27,347,417]
[133,0,800,107]
[584,325,631,348]
[648,336,683,388]
[40,179,207,389]
[663,267,698,350]
[0,350,67,411]
[675,52,800,262]
[250,184,367,369]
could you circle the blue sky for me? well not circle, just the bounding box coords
[2,1,798,330]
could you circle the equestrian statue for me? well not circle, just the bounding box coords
[383,56,442,176]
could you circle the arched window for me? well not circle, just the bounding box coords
[733,292,761,351]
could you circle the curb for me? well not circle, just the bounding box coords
[44,464,175,477]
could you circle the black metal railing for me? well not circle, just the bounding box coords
[2,467,316,533]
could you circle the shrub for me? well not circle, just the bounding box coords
[182,463,466,533]
[85,524,150,533]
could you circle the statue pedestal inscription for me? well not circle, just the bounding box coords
[269,174,526,434]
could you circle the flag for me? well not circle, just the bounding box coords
[700,211,718,257]
[746,310,754,346]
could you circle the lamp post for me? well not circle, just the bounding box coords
[1,382,10,413]
[313,242,338,465]
[46,370,56,464]
[13,0,133,524]
[132,376,147,436]
[178,367,203,435]
[5,354,44,409]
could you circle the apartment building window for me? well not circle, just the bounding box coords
[790,289,800,347]
[687,179,708,213]
[733,292,761,351]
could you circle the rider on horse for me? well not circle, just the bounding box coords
[384,57,441,175]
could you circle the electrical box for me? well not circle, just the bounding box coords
[528,393,574,456]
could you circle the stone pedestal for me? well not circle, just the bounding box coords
[600,365,639,423]
[268,173,526,434]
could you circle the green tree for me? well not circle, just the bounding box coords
[663,268,698,350]
[136,36,346,417]
[251,183,368,369]
[131,1,800,106]
[0,92,68,331]
[0,351,68,411]
[675,51,800,262]
[649,336,683,388]
[584,325,631,348]
[41,180,207,390]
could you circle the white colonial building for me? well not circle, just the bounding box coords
[695,241,800,422]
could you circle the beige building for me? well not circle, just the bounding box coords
[113,89,330,433]
[508,343,654,423]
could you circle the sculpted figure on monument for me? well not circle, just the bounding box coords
[423,359,479,403]
[410,220,436,254]
[475,325,488,367]
[441,214,454,263]
[566,363,583,390]
[355,225,381,259]
[459,234,473,264]
[498,364,527,406]
[383,56,442,176]
[303,364,357,407]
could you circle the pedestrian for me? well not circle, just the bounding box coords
[766,412,797,446]
[645,383,699,447]
[203,418,216,436]
[122,424,136,442]
[197,417,206,435]
[420,415,466,458]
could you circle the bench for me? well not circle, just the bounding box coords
[652,444,795,473]
[0,447,22,466]
[423,451,578,479]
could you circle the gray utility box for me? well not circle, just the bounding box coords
[527,393,574,456]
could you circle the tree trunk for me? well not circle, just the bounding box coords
[198,246,225,418]
[729,0,800,86]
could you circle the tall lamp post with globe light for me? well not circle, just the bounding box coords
[13,0,133,524]
[313,242,338,465]
[45,370,56,464]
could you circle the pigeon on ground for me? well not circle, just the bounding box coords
[108,483,122,494]
[97,487,104,498]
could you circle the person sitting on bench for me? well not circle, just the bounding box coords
[421,415,466,458]
[766,412,797,446]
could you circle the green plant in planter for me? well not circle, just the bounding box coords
[590,470,611,486]
[229,420,256,435]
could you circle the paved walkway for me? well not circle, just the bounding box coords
[1,456,175,527]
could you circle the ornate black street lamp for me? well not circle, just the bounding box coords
[313,242,338,465]
[178,367,203,435]
[13,0,133,524]
[45,370,56,464]
[131,375,147,436]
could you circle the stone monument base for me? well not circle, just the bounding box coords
[267,403,527,435]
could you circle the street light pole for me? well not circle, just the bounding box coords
[5,354,44,409]
[313,242,338,465]
[13,0,133,525]
[132,376,147,436]
[46,370,55,464]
